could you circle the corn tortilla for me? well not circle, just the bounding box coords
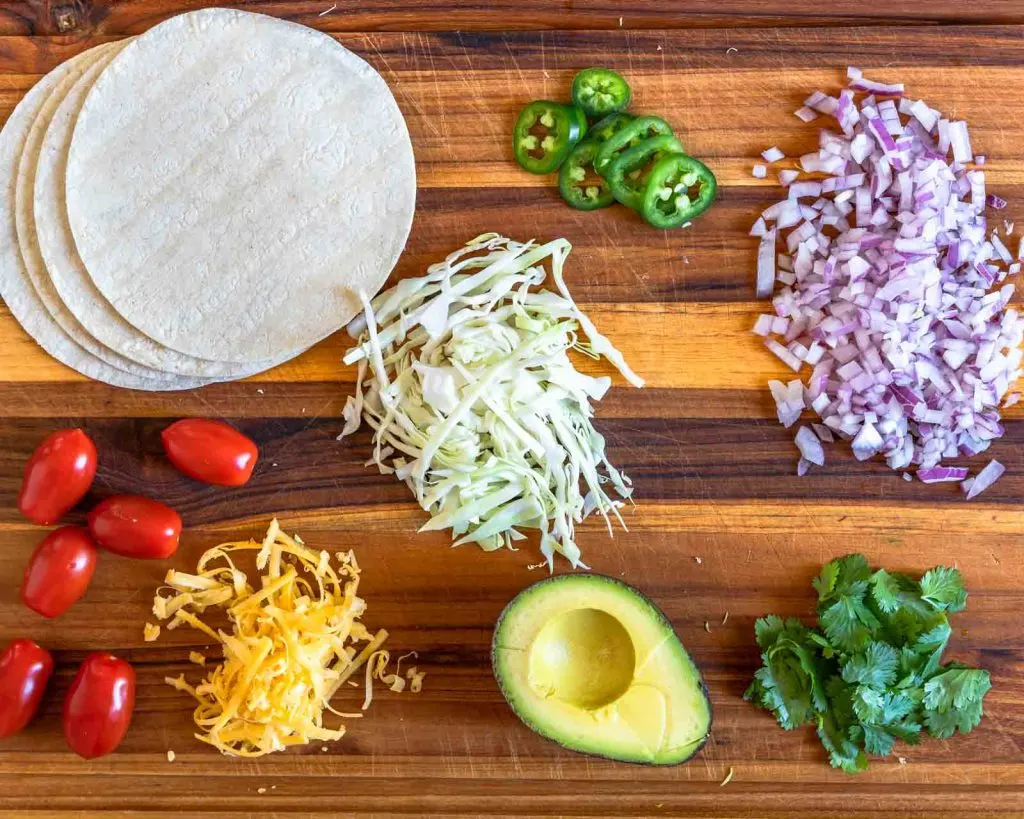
[33,41,288,379]
[66,8,416,364]
[0,46,212,390]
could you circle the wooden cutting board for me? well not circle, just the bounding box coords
[0,3,1022,816]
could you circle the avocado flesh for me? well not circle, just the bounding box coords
[492,574,712,765]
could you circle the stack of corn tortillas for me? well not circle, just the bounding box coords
[0,8,415,390]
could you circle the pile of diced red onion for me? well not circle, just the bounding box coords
[752,67,1020,497]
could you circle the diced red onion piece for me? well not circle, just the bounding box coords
[851,74,905,97]
[917,465,969,483]
[795,426,826,465]
[751,70,1022,489]
[811,422,834,442]
[769,379,804,427]
[765,339,802,371]
[910,99,938,132]
[753,164,768,179]
[992,234,1013,263]
[795,106,817,123]
[762,146,785,163]
[964,459,1005,499]
[756,229,776,298]
[949,121,973,164]
[937,119,951,153]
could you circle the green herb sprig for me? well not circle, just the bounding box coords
[744,554,991,772]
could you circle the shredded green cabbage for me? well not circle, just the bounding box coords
[340,234,643,569]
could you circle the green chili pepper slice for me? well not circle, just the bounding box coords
[513,101,586,174]
[571,68,632,118]
[593,115,674,176]
[587,112,636,145]
[641,153,717,229]
[558,141,615,211]
[605,134,685,211]
[567,105,589,140]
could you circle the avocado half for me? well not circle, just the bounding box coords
[491,573,712,765]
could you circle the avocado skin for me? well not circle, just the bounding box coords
[490,573,713,766]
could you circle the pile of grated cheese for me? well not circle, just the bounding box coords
[148,519,422,757]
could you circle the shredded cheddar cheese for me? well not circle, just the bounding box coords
[407,667,426,694]
[151,519,416,757]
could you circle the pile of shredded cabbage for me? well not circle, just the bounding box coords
[340,233,644,569]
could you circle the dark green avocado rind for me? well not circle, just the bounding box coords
[491,572,713,766]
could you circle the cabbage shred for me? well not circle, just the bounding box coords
[341,233,644,569]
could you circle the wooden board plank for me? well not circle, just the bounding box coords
[6,0,1024,36]
[0,14,1021,818]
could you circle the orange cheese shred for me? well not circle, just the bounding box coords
[151,519,413,757]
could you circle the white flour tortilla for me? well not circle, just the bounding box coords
[66,8,416,364]
[0,46,212,390]
[34,41,288,378]
[13,42,184,381]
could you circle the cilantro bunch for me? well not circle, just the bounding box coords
[744,554,991,772]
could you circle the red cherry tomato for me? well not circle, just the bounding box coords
[18,428,97,525]
[161,418,258,487]
[21,527,98,619]
[87,496,181,560]
[63,652,135,759]
[0,639,54,738]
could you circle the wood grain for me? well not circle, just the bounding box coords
[6,0,1024,35]
[0,7,1022,818]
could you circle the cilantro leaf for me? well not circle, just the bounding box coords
[925,698,985,738]
[858,723,895,757]
[914,622,952,653]
[842,641,899,689]
[886,720,923,745]
[753,614,787,650]
[850,685,885,723]
[816,554,872,605]
[850,685,922,755]
[851,686,917,725]
[913,622,952,679]
[920,566,968,613]
[816,679,867,772]
[745,663,818,730]
[820,585,880,654]
[812,560,839,600]
[870,569,902,614]
[807,630,837,659]
[923,665,992,713]
[748,557,988,773]
[818,713,867,772]
[921,665,991,738]
[744,620,829,728]
[880,691,917,724]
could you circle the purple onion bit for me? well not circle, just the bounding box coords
[963,459,1005,499]
[917,465,969,484]
[751,68,1023,490]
